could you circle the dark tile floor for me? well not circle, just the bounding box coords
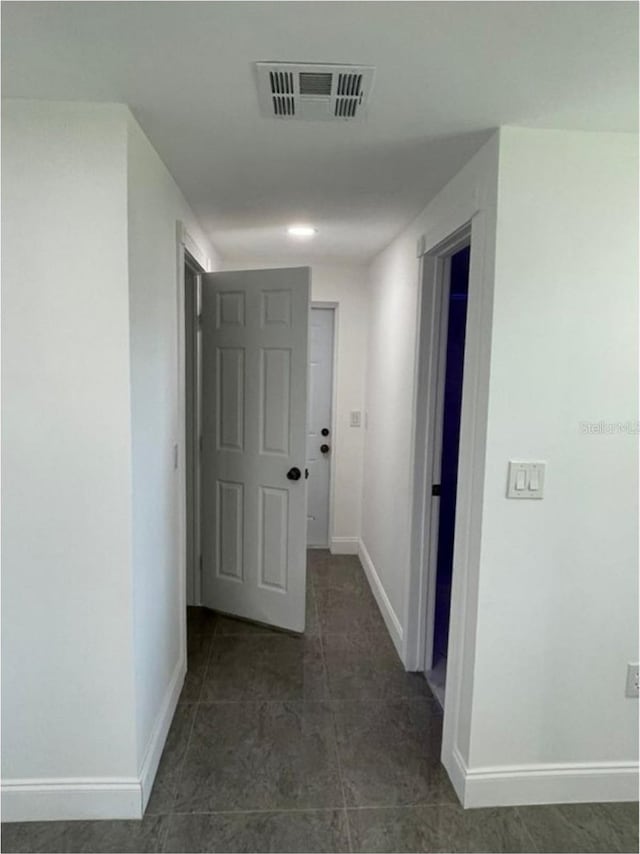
[2,551,638,852]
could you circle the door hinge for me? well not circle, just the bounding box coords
[197,313,203,329]
[431,484,441,497]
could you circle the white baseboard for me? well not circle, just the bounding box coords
[357,539,403,658]
[330,537,360,555]
[452,747,639,808]
[139,655,186,812]
[0,778,142,822]
[2,656,187,822]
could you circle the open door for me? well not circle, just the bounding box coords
[200,267,310,632]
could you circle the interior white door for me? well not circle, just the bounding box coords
[200,267,310,632]
[307,308,334,547]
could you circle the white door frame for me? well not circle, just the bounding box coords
[404,199,496,799]
[418,229,471,675]
[176,222,211,653]
[309,301,338,550]
[183,252,206,608]
[405,218,478,672]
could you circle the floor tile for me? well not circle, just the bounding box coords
[164,809,350,853]
[323,633,429,700]
[174,701,343,812]
[0,816,169,853]
[202,635,327,701]
[307,548,332,568]
[311,556,369,595]
[333,699,456,807]
[146,703,197,814]
[347,804,535,853]
[518,801,639,853]
[0,822,70,853]
[180,632,213,703]
[305,583,321,636]
[315,586,384,635]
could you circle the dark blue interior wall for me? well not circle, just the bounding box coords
[433,245,470,661]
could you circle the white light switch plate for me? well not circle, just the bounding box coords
[350,410,361,428]
[507,461,546,499]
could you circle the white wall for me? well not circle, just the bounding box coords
[126,116,219,784]
[1,100,220,820]
[361,127,639,805]
[222,259,368,552]
[1,101,139,816]
[361,136,500,652]
[465,128,638,796]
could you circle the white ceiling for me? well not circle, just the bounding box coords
[2,1,638,263]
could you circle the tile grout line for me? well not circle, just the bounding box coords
[162,802,466,816]
[160,628,215,850]
[314,565,355,854]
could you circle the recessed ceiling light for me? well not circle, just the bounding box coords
[287,225,317,238]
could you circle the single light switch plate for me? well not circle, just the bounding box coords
[507,461,546,499]
[350,410,361,428]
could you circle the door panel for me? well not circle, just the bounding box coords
[201,267,310,632]
[261,348,291,454]
[307,308,334,547]
[217,347,244,450]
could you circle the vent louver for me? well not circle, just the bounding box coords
[335,72,363,117]
[270,70,295,116]
[256,62,375,122]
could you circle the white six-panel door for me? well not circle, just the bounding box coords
[200,268,310,632]
[307,308,334,547]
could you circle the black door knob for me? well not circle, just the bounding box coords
[286,466,302,481]
[320,444,330,454]
[321,428,330,436]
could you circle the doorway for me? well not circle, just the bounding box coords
[426,244,470,707]
[307,306,335,549]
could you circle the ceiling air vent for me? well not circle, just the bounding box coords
[256,62,375,122]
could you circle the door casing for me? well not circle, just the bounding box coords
[177,222,210,627]
[184,253,205,606]
[407,224,472,676]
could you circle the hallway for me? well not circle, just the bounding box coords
[2,552,638,853]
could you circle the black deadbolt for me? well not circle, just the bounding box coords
[287,467,302,481]
[320,444,330,454]
[321,428,330,436]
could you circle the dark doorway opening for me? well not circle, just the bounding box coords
[429,244,470,706]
